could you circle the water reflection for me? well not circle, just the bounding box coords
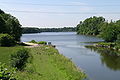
[86,46,120,71]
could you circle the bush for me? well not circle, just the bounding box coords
[114,45,120,50]
[38,41,47,45]
[29,40,37,43]
[0,34,15,47]
[0,62,16,80]
[116,34,120,43]
[10,48,30,70]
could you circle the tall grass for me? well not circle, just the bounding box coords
[0,46,86,80]
[17,46,86,80]
[0,46,23,64]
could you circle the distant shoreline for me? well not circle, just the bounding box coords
[22,31,76,34]
[22,27,76,34]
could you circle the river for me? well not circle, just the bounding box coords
[21,32,120,80]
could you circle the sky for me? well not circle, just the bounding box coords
[0,0,120,28]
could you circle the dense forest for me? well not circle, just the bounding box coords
[76,16,120,42]
[0,9,22,47]
[22,27,76,34]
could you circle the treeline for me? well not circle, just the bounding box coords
[22,27,40,34]
[22,27,76,34]
[0,9,22,41]
[0,9,22,46]
[76,16,120,42]
[39,27,76,32]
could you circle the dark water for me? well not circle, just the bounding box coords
[21,32,120,80]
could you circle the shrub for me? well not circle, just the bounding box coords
[0,62,16,80]
[114,45,120,50]
[0,34,15,47]
[29,40,37,43]
[116,34,120,44]
[38,41,47,45]
[10,48,30,70]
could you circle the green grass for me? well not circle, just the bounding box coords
[97,42,115,46]
[0,46,86,80]
[0,46,23,64]
[16,46,86,80]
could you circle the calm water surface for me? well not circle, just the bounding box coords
[21,32,120,80]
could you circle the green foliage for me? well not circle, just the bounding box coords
[29,40,47,45]
[29,40,37,43]
[10,48,30,70]
[0,9,5,14]
[22,27,76,33]
[0,46,23,64]
[22,27,40,34]
[98,42,115,46]
[38,41,47,45]
[99,22,120,42]
[0,9,22,41]
[0,34,15,47]
[77,16,120,42]
[16,46,86,80]
[0,16,7,33]
[114,45,120,50]
[77,16,105,35]
[97,42,115,48]
[39,27,76,32]
[0,62,16,80]
[115,34,120,50]
[116,34,120,43]
[0,46,86,80]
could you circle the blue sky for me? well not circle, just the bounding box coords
[0,0,120,28]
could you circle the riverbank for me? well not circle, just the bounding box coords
[0,45,86,80]
[85,42,120,52]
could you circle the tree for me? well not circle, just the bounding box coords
[99,22,120,42]
[76,16,105,35]
[0,16,7,33]
[0,9,4,14]
[77,16,120,42]
[0,10,22,41]
[5,16,22,41]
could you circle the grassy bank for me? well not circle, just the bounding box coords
[85,42,120,52]
[85,41,120,62]
[0,46,86,80]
